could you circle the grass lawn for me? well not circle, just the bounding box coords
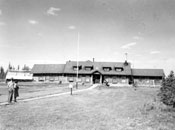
[0,86,175,130]
[0,82,91,103]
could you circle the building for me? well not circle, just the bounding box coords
[31,60,165,86]
[31,64,65,82]
[64,60,132,85]
[132,69,164,86]
[6,70,33,81]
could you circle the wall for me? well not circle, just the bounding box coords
[6,71,33,81]
[103,75,129,84]
[134,77,162,87]
[66,74,92,84]
[33,74,92,84]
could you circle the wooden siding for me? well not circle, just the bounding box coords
[103,75,129,84]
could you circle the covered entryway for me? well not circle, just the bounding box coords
[92,71,102,84]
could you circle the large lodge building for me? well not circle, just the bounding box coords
[31,60,164,87]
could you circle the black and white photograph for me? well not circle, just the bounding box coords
[0,0,175,129]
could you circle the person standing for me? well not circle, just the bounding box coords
[69,81,73,95]
[14,81,19,102]
[7,78,14,104]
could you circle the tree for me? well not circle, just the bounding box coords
[8,62,12,70]
[17,65,20,70]
[159,71,175,108]
[22,64,30,71]
[0,66,6,79]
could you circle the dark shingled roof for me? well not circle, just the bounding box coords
[31,64,65,74]
[132,69,165,77]
[64,61,132,75]
[31,62,165,78]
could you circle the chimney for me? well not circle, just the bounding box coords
[124,53,128,66]
[93,58,95,62]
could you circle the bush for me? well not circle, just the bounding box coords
[159,71,175,108]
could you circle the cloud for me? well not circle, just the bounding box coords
[121,42,137,49]
[113,52,119,55]
[133,36,143,40]
[47,7,61,16]
[150,51,160,54]
[68,25,76,30]
[28,20,38,25]
[0,10,2,15]
[0,22,6,26]
[37,32,43,37]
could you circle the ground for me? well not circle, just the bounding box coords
[0,82,90,103]
[0,83,175,130]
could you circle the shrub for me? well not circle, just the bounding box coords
[159,71,175,108]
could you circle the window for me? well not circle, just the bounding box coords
[115,67,124,72]
[39,76,45,81]
[49,76,55,81]
[103,67,111,72]
[69,77,74,82]
[55,77,59,81]
[73,65,82,71]
[85,67,91,71]
[73,67,78,71]
[84,66,93,71]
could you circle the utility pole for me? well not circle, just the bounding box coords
[76,32,80,89]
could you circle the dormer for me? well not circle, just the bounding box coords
[115,67,124,72]
[73,65,82,71]
[103,67,112,72]
[84,66,93,71]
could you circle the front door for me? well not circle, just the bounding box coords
[93,74,101,83]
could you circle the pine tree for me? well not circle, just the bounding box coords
[17,65,20,70]
[159,71,175,108]
[22,64,30,71]
[8,62,12,70]
[0,66,6,79]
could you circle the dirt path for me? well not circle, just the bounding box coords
[0,84,100,106]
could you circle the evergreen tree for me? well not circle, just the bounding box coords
[17,65,20,70]
[159,71,175,108]
[22,64,30,71]
[8,62,12,70]
[0,66,6,79]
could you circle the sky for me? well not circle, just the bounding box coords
[0,0,175,75]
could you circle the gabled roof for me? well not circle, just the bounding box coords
[64,61,132,75]
[31,64,65,74]
[132,69,165,77]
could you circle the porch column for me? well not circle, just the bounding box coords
[91,75,93,85]
[100,75,102,84]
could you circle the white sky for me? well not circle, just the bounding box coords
[0,0,175,75]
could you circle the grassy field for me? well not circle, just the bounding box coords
[0,82,90,103]
[0,85,175,130]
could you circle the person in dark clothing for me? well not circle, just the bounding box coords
[14,81,19,102]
